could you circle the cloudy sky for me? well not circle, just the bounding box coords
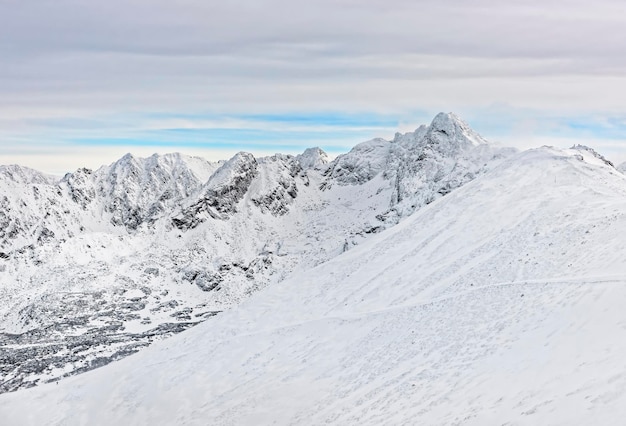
[2,0,626,173]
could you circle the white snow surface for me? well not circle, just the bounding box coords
[3,146,626,424]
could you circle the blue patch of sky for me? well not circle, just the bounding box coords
[552,117,626,140]
[141,110,413,129]
[64,110,419,153]
[159,127,379,140]
[235,112,402,128]
[465,107,626,142]
[70,137,349,154]
[68,126,368,153]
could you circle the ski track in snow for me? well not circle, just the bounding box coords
[2,277,624,425]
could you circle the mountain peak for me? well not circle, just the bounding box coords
[430,111,463,128]
[427,112,488,147]
[118,152,137,163]
[206,152,257,189]
[296,147,329,170]
[0,164,57,185]
[173,152,258,227]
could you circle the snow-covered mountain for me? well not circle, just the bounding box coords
[3,144,626,424]
[0,113,514,393]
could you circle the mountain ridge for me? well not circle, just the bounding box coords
[1,112,514,392]
[3,144,626,424]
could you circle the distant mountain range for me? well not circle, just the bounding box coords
[3,113,626,423]
[0,112,516,393]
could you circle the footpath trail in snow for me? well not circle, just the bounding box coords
[3,146,626,424]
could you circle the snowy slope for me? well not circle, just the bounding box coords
[3,146,626,424]
[0,113,513,392]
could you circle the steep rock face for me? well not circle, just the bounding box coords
[325,138,391,185]
[173,152,258,228]
[386,113,515,216]
[60,168,96,209]
[95,153,214,230]
[324,112,515,221]
[250,154,303,216]
[0,166,81,253]
[0,153,217,252]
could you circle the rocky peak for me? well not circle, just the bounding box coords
[319,112,515,221]
[173,152,258,228]
[570,144,615,168]
[204,152,257,193]
[296,147,330,171]
[0,165,57,186]
[324,113,498,189]
[422,112,488,155]
[251,154,303,216]
[324,138,391,185]
[60,168,96,209]
[392,125,428,145]
[93,153,209,230]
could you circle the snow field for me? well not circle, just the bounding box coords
[4,146,626,423]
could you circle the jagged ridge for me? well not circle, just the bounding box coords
[0,113,514,393]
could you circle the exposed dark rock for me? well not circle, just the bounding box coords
[173,152,258,229]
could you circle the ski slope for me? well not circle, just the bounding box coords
[3,146,626,424]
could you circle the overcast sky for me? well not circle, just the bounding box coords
[2,0,626,173]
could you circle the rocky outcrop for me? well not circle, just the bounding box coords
[173,152,258,228]
[61,168,96,209]
[324,112,515,220]
[251,154,303,216]
[96,153,211,230]
[324,138,391,185]
[571,144,615,168]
